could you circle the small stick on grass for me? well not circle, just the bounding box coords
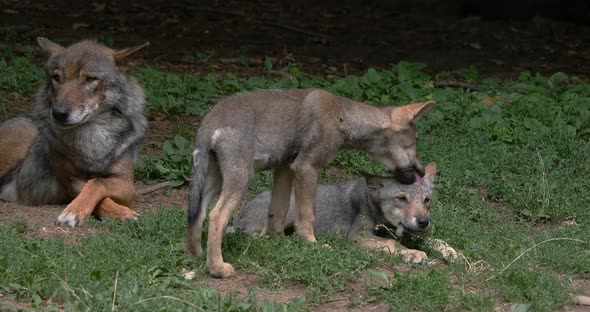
[111,270,119,312]
[133,296,206,311]
[486,238,588,281]
[136,181,173,196]
[433,80,477,90]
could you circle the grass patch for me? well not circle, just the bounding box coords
[1,52,590,310]
[225,232,377,303]
[0,209,304,311]
[369,269,453,311]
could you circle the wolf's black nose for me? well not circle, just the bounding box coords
[417,217,429,229]
[52,108,69,123]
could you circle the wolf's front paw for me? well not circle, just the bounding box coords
[55,210,82,227]
[120,209,139,221]
[209,261,235,279]
[121,213,139,222]
[95,199,139,221]
[297,229,317,243]
[400,249,429,265]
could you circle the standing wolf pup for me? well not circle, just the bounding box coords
[0,38,148,226]
[188,88,435,278]
[231,163,455,264]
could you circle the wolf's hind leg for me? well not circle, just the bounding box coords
[0,118,38,180]
[206,168,250,278]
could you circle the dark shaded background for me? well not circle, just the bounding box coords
[2,0,590,76]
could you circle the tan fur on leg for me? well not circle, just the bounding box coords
[266,165,293,235]
[291,162,318,242]
[361,235,428,264]
[94,197,138,220]
[206,169,248,278]
[55,175,135,227]
[206,191,242,278]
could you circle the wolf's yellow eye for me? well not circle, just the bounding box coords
[85,76,98,83]
[424,197,431,205]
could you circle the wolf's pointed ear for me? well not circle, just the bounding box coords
[388,100,435,130]
[423,162,437,186]
[113,42,149,68]
[406,101,436,121]
[424,162,437,178]
[37,37,64,55]
[362,173,385,193]
[391,100,436,126]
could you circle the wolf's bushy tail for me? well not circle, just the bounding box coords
[188,144,209,229]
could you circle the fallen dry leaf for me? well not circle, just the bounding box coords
[482,96,511,106]
[181,268,196,280]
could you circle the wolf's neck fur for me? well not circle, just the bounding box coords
[340,99,391,150]
[35,82,147,174]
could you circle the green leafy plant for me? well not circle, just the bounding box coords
[136,134,193,186]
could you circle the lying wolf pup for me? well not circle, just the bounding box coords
[231,162,456,263]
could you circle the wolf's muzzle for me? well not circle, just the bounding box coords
[52,107,69,124]
[417,217,429,229]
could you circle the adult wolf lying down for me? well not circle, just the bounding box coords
[0,37,148,227]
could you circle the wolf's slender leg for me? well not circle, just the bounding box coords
[291,161,319,242]
[94,197,138,220]
[206,168,250,278]
[361,235,428,264]
[266,165,293,235]
[55,176,135,227]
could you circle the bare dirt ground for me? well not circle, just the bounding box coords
[2,0,590,78]
[2,0,590,310]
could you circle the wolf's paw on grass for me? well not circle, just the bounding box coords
[400,249,429,264]
[209,261,235,279]
[55,211,81,227]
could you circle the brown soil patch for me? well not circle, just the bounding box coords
[2,0,590,78]
[564,276,590,312]
[195,264,398,311]
[0,183,186,241]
